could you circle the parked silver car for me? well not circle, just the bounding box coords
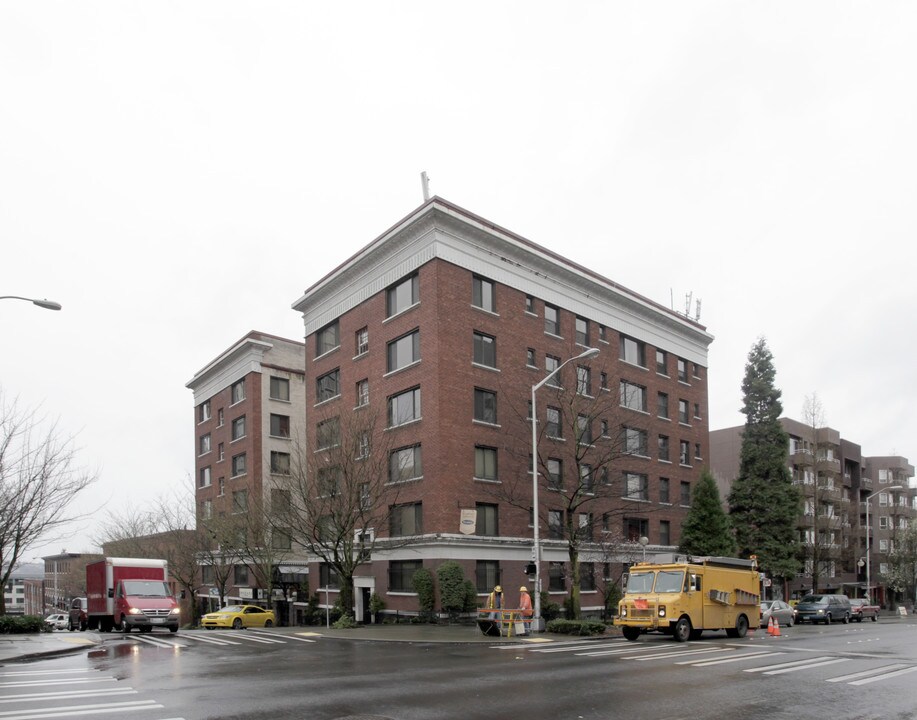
[760,599,794,628]
[44,613,68,631]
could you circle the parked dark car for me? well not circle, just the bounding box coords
[68,597,88,631]
[849,598,880,622]
[794,594,851,624]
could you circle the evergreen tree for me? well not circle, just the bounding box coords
[679,469,736,556]
[728,338,801,582]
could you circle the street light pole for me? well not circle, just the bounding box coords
[0,295,62,311]
[531,346,600,632]
[865,485,903,605]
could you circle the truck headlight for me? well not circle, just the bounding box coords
[169,608,181,615]
[658,605,667,618]
[128,607,143,615]
[620,607,627,617]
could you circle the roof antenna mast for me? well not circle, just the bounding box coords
[421,171,431,201]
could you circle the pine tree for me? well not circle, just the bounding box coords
[728,338,801,582]
[679,468,736,556]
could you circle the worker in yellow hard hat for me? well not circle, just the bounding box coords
[485,585,504,612]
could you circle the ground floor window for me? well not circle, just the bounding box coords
[476,560,501,593]
[549,562,566,592]
[389,560,423,592]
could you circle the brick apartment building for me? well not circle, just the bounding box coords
[710,422,915,605]
[186,331,306,612]
[278,196,713,619]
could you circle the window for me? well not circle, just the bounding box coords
[659,477,670,503]
[680,481,691,505]
[625,517,649,541]
[389,445,422,483]
[545,355,561,387]
[199,466,212,488]
[576,366,592,396]
[575,316,589,346]
[548,510,564,539]
[526,348,536,367]
[580,464,594,494]
[316,369,340,402]
[545,406,562,438]
[199,400,211,423]
[600,372,608,391]
[217,408,224,426]
[694,443,702,460]
[357,432,371,459]
[476,560,501,593]
[476,503,499,536]
[625,427,648,456]
[475,446,498,481]
[316,321,340,357]
[547,458,563,490]
[678,399,689,424]
[232,489,248,514]
[624,472,648,501]
[619,335,646,367]
[600,419,609,437]
[318,466,340,497]
[270,376,290,401]
[544,304,560,335]
[620,381,647,412]
[599,325,607,342]
[656,350,667,375]
[270,414,290,438]
[218,443,224,461]
[549,562,566,591]
[234,565,249,586]
[677,358,688,382]
[218,477,224,496]
[319,563,341,588]
[577,415,592,445]
[474,388,497,424]
[473,331,496,368]
[525,295,535,314]
[387,330,420,372]
[317,417,341,449]
[357,378,369,407]
[388,387,421,427]
[231,416,246,441]
[231,379,245,405]
[231,453,246,477]
[387,274,419,317]
[472,275,495,312]
[657,392,669,419]
[659,520,671,546]
[679,440,690,465]
[577,513,594,542]
[199,433,211,455]
[355,327,369,356]
[579,562,595,591]
[390,502,423,536]
[270,451,290,475]
[658,435,670,462]
[272,528,292,550]
[389,560,422,592]
[693,402,701,419]
[879,516,889,529]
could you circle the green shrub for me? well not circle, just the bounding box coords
[0,615,46,634]
[545,618,607,636]
[436,561,467,620]
[412,567,436,621]
[369,592,385,621]
[462,580,479,613]
[332,614,358,629]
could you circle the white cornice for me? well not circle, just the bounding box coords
[185,338,273,404]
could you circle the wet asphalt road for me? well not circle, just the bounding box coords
[4,621,917,720]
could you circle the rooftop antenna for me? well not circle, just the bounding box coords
[420,171,431,201]
[684,291,692,317]
[694,298,702,322]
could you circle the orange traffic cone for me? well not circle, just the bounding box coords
[767,616,775,635]
[772,617,781,637]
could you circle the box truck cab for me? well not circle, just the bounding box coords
[86,557,180,633]
[614,556,760,642]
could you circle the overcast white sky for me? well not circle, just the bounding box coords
[3,2,915,562]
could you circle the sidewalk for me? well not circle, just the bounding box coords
[0,624,588,663]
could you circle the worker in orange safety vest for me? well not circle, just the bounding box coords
[518,586,533,617]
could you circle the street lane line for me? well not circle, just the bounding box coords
[0,679,118,689]
[175,633,241,646]
[827,664,910,683]
[222,632,285,644]
[743,656,837,673]
[848,666,917,686]
[127,636,187,648]
[749,658,850,676]
[0,670,97,678]
[0,699,162,719]
[679,651,785,666]
[0,689,137,704]
[626,647,732,661]
[246,630,315,643]
[533,642,625,654]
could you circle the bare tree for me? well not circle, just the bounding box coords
[0,391,96,613]
[272,408,411,620]
[490,359,651,618]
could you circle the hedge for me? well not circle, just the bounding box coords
[545,618,607,636]
[0,615,47,634]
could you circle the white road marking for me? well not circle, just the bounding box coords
[679,651,786,666]
[0,699,162,719]
[826,663,910,683]
[848,666,917,686]
[0,689,137,704]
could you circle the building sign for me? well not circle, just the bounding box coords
[459,508,476,535]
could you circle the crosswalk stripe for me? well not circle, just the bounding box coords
[0,671,97,678]
[626,647,732,661]
[128,636,187,649]
[570,644,665,657]
[0,689,136,704]
[0,679,118,689]
[681,651,786,666]
[848,666,917,686]
[757,658,850,676]
[176,633,241,646]
[222,632,285,644]
[246,631,315,643]
[743,656,838,673]
[534,642,624,654]
[0,699,162,719]
[826,664,910,683]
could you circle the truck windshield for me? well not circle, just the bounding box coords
[626,573,654,594]
[123,581,171,597]
[654,571,685,593]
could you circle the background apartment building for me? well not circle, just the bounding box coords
[289,196,713,619]
[711,423,915,604]
[187,331,306,612]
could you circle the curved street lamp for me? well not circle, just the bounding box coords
[531,346,601,631]
[0,296,62,311]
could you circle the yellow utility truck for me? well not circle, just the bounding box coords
[615,556,761,642]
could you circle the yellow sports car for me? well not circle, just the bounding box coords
[201,605,276,629]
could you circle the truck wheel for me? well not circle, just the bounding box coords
[121,617,131,633]
[673,617,692,642]
[871,614,878,622]
[622,626,641,642]
[80,621,88,631]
